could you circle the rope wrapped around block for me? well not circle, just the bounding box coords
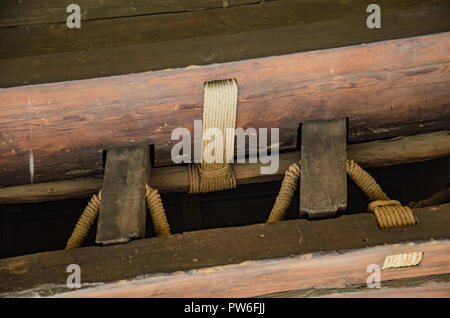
[188,79,238,194]
[66,185,170,249]
[267,159,416,229]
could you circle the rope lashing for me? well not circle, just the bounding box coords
[188,79,238,193]
[267,161,301,223]
[267,159,416,229]
[408,187,450,208]
[145,184,171,236]
[346,160,415,228]
[66,185,170,249]
[65,190,102,250]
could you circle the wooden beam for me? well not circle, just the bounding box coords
[0,0,260,27]
[0,33,449,186]
[300,118,347,218]
[3,0,447,59]
[0,203,449,295]
[259,274,450,297]
[54,240,450,298]
[96,146,150,245]
[1,1,449,87]
[0,131,448,204]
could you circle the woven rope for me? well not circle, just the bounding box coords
[409,187,450,208]
[382,252,423,270]
[66,184,171,249]
[267,161,301,223]
[188,79,238,193]
[345,160,389,201]
[267,159,416,229]
[65,190,102,250]
[146,184,171,236]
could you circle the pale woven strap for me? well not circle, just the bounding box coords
[188,79,238,193]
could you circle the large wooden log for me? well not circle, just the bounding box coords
[0,33,449,186]
[0,131,448,204]
[0,203,449,296]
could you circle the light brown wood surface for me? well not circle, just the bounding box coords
[1,33,449,186]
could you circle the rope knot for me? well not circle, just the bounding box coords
[368,199,416,229]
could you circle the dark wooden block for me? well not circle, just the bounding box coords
[300,118,347,219]
[96,146,150,245]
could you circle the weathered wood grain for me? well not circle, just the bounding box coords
[0,33,449,186]
[0,0,261,27]
[300,118,347,218]
[2,2,449,87]
[3,0,447,59]
[54,240,450,298]
[259,274,450,297]
[0,203,449,295]
[96,146,150,245]
[0,131,448,203]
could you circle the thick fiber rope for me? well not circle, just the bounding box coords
[146,184,171,236]
[408,187,450,208]
[66,185,170,249]
[65,190,102,250]
[267,161,301,223]
[267,159,416,229]
[188,79,238,193]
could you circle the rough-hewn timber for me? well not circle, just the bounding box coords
[0,203,449,295]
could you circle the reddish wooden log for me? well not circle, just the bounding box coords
[0,32,449,186]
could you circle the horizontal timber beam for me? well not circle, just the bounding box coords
[57,240,450,298]
[0,131,448,204]
[0,33,449,186]
[0,203,449,296]
[0,0,261,27]
[1,1,449,87]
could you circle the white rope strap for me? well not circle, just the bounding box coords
[188,79,238,193]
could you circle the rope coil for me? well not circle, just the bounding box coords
[267,161,301,223]
[65,190,102,250]
[145,184,171,236]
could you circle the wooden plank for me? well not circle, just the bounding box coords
[3,0,447,60]
[0,131,448,203]
[95,146,150,245]
[2,2,449,87]
[57,240,450,298]
[0,0,260,27]
[300,118,347,218]
[0,203,449,295]
[0,33,449,186]
[329,282,450,298]
[259,274,450,297]
[19,240,450,297]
